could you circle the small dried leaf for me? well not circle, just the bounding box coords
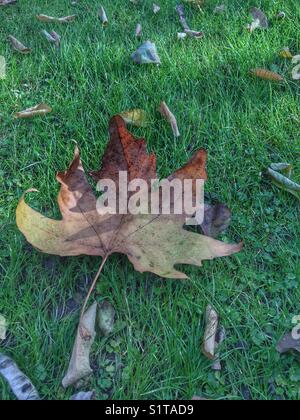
[176,4,190,31]
[36,14,76,23]
[0,0,17,5]
[292,64,300,80]
[185,29,204,39]
[269,163,292,178]
[250,7,268,29]
[277,11,286,19]
[265,167,300,200]
[279,47,293,59]
[250,68,284,82]
[153,3,160,14]
[0,315,6,340]
[246,19,260,33]
[177,32,187,40]
[131,41,161,65]
[98,301,115,336]
[119,109,148,127]
[99,6,108,26]
[42,30,61,47]
[0,354,40,400]
[70,391,95,400]
[277,332,300,354]
[292,55,300,65]
[135,23,142,38]
[8,35,31,54]
[62,302,97,388]
[15,103,52,119]
[0,56,5,80]
[159,101,180,137]
[202,305,219,360]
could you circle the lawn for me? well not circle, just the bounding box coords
[0,0,300,400]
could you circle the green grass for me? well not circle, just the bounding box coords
[0,0,300,400]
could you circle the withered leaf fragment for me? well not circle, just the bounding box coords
[250,68,284,82]
[176,5,204,38]
[0,0,17,5]
[0,56,5,80]
[0,354,40,400]
[16,116,242,280]
[276,332,300,354]
[0,314,6,340]
[279,47,293,59]
[247,8,268,32]
[62,302,97,388]
[176,4,189,31]
[8,36,31,54]
[153,3,160,14]
[264,164,300,200]
[159,101,180,137]
[131,41,161,64]
[99,6,108,26]
[135,23,142,38]
[201,204,231,238]
[184,29,204,39]
[42,30,61,48]
[37,14,76,23]
[291,55,300,79]
[15,103,52,119]
[119,109,148,127]
[202,305,219,360]
[70,391,95,400]
[98,301,115,336]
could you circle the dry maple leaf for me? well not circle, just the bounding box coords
[17,116,241,282]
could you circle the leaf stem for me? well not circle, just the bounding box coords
[80,255,108,320]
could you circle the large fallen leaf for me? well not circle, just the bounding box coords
[159,101,180,137]
[0,354,40,400]
[8,36,31,54]
[131,41,161,64]
[119,109,148,127]
[250,68,284,82]
[15,103,52,119]
[62,302,97,388]
[16,116,242,280]
[36,14,76,23]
